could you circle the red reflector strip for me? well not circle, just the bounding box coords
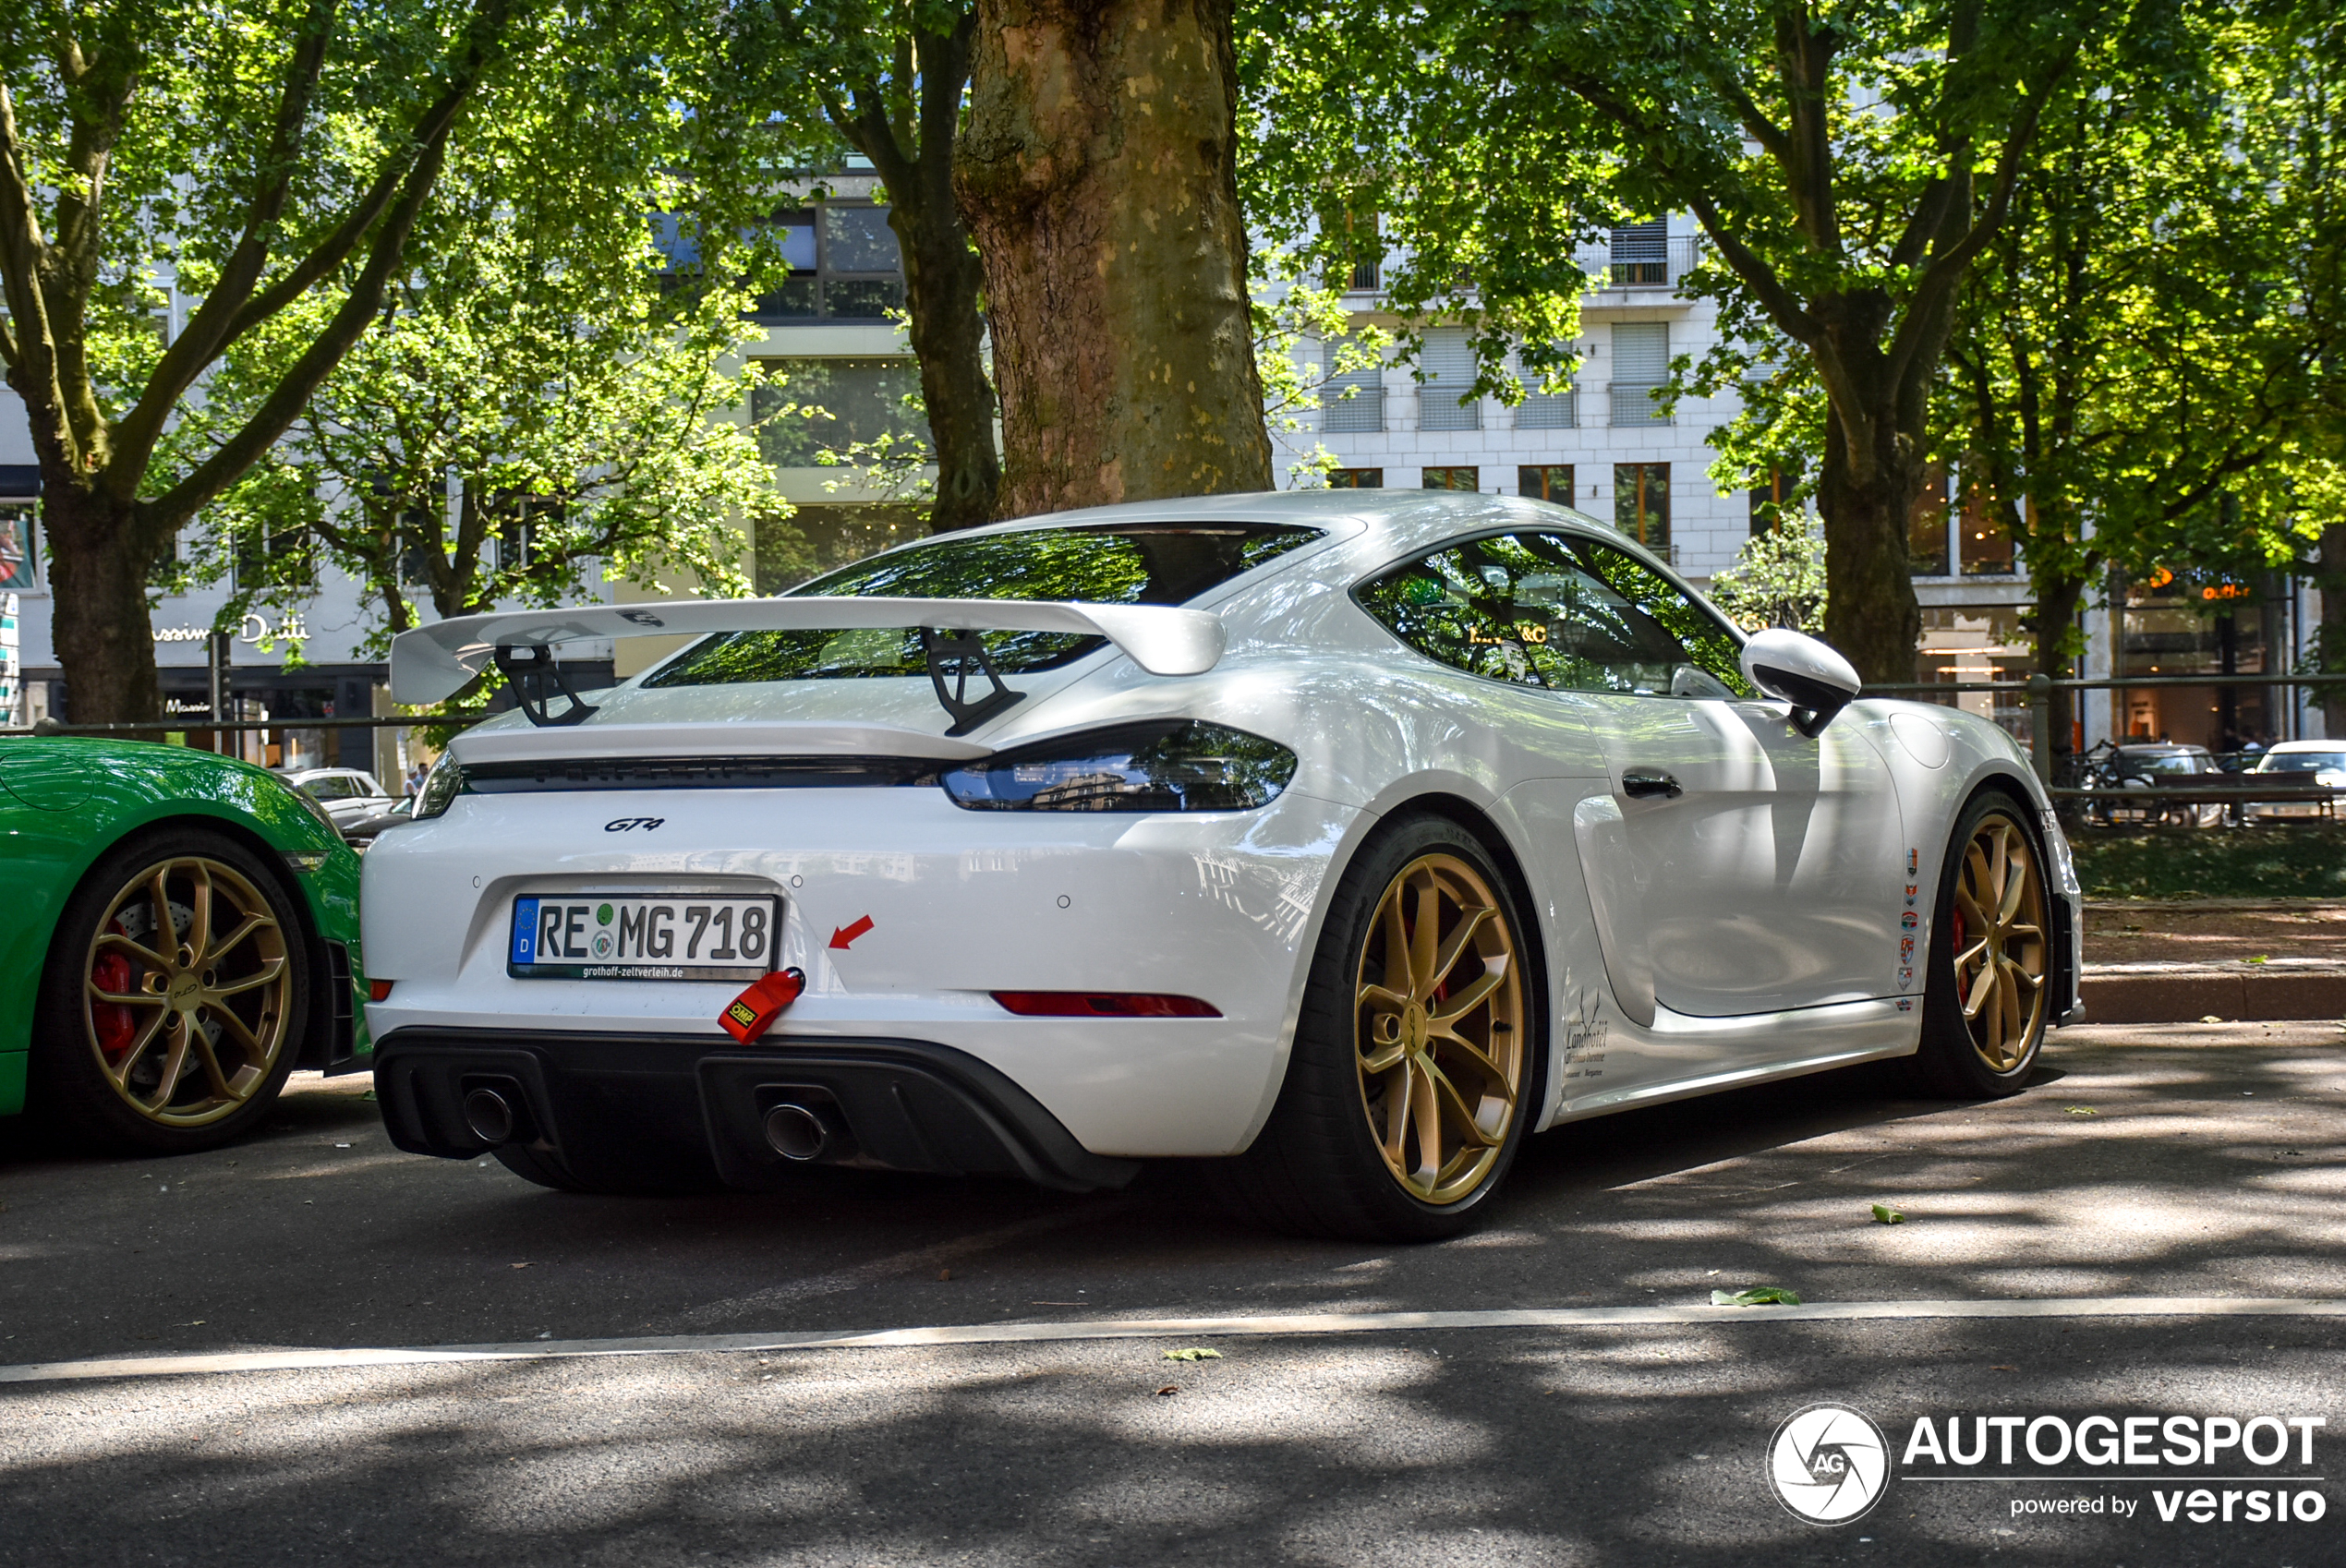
[991,991,1221,1019]
[368,980,393,1002]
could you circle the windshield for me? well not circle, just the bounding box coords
[2258,751,2346,773]
[647,524,1319,686]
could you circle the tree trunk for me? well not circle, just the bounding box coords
[2031,567,2088,763]
[889,151,1000,534]
[40,479,164,725]
[955,0,1271,516]
[1816,400,1925,686]
[2317,524,2346,740]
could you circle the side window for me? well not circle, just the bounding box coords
[1358,531,1751,697]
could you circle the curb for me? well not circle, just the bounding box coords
[2079,964,2346,1024]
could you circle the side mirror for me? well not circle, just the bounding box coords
[1741,629,1862,738]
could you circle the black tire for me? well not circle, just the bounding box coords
[30,826,312,1154]
[1209,814,1545,1241]
[1910,790,2052,1099]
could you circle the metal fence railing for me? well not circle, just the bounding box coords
[1868,671,2346,820]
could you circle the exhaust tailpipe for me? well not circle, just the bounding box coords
[763,1101,832,1162]
[463,1086,517,1145]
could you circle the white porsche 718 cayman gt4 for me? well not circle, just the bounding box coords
[363,490,2081,1239]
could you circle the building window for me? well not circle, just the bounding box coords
[0,501,38,589]
[1514,351,1576,429]
[1422,466,1479,491]
[1327,467,1385,488]
[1610,220,1668,286]
[748,203,905,323]
[1332,210,1382,292]
[1960,483,2017,575]
[1748,467,1799,535]
[1614,463,1670,555]
[1609,322,1671,426]
[755,357,925,466]
[1321,336,1385,433]
[1908,464,1951,575]
[1417,328,1481,432]
[1518,464,1574,502]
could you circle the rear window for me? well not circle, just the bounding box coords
[647,524,1318,687]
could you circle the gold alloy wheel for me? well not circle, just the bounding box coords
[81,856,292,1127]
[1353,852,1526,1204]
[1949,813,2049,1073]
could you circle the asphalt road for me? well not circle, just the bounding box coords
[3,1021,2341,1566]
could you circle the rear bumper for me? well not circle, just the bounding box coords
[371,1026,1143,1193]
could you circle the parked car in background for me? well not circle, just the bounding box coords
[2243,741,2346,822]
[0,740,370,1152]
[279,766,391,829]
[340,795,416,850]
[2101,743,2229,828]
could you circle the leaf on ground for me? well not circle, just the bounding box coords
[1162,1347,1222,1362]
[1711,1286,1802,1307]
[2065,1106,2098,1116]
[1155,1384,1179,1396]
[2200,1014,2227,1024]
[1870,1204,1906,1224]
[2246,955,2270,965]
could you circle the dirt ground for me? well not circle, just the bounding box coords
[2084,899,2346,964]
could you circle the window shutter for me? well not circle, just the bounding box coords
[1321,337,1385,433]
[1418,328,1481,431]
[1610,323,1672,425]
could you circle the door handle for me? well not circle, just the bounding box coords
[1621,769,1683,800]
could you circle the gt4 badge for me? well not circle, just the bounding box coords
[604,817,665,833]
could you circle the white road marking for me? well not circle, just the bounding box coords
[3,1296,2341,1386]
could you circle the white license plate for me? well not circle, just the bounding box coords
[507,894,782,981]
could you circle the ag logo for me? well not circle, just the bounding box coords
[1768,1403,1890,1525]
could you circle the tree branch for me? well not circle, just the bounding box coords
[1884,53,2071,404]
[110,0,337,469]
[1683,192,1820,344]
[144,110,462,528]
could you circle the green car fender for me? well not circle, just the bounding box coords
[0,738,370,1117]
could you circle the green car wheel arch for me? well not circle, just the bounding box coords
[0,738,370,1152]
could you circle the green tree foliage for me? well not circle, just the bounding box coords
[0,0,535,721]
[1710,523,1829,633]
[1940,0,2343,750]
[1247,0,2101,685]
[180,5,783,673]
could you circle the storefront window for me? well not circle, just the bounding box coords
[2116,574,2282,750]
[1918,605,2031,743]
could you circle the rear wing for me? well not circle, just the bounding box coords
[387,596,1227,732]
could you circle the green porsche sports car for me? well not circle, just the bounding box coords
[0,738,370,1153]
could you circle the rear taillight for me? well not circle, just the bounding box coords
[991,991,1220,1019]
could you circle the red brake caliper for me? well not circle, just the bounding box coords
[92,926,136,1059]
